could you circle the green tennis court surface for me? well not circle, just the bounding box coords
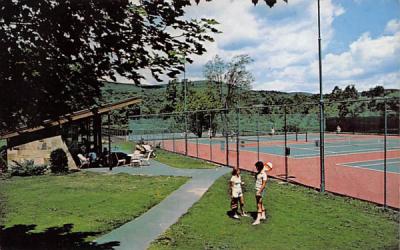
[341,158,400,173]
[241,139,399,158]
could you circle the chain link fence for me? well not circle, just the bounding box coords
[129,97,399,208]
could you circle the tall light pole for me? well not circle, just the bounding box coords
[317,0,325,192]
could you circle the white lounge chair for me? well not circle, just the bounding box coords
[128,151,143,167]
[77,154,90,168]
[140,150,153,166]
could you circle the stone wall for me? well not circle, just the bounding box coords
[7,135,77,169]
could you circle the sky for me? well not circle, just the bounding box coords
[133,0,400,93]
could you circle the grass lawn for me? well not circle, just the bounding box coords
[112,140,217,169]
[155,149,217,169]
[0,172,188,248]
[150,172,399,250]
[111,140,135,154]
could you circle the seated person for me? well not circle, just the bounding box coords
[135,144,146,154]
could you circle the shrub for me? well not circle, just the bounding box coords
[50,148,68,173]
[10,160,48,176]
[0,146,7,173]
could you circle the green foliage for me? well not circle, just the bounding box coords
[0,172,188,241]
[0,145,6,173]
[49,149,68,174]
[150,172,398,249]
[0,0,218,132]
[9,160,47,177]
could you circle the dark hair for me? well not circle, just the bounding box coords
[232,168,239,176]
[255,161,264,172]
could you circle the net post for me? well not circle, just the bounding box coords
[384,99,387,209]
[306,131,308,142]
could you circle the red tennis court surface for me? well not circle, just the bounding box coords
[160,135,399,209]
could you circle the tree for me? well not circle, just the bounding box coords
[203,55,254,109]
[342,85,359,100]
[184,90,219,137]
[162,80,179,113]
[0,0,219,132]
[329,86,343,101]
[203,55,225,106]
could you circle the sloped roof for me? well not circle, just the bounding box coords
[1,97,141,140]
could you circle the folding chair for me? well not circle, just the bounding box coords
[77,154,90,168]
[115,153,126,166]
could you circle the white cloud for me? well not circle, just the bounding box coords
[316,31,400,91]
[385,19,400,34]
[115,1,399,94]
[182,0,346,92]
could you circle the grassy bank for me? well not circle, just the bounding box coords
[0,172,188,247]
[150,172,399,249]
[155,149,217,169]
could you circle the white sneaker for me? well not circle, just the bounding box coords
[261,212,266,220]
[233,214,240,219]
[252,219,260,225]
[241,212,249,217]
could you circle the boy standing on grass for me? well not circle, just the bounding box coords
[230,168,248,219]
[253,161,273,225]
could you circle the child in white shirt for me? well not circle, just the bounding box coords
[253,161,272,225]
[230,168,248,219]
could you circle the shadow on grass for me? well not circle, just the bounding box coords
[0,224,119,250]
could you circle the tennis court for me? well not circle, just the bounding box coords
[340,158,400,174]
[191,133,400,159]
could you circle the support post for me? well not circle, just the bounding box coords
[318,0,325,192]
[209,114,213,161]
[225,109,229,167]
[257,109,260,161]
[236,107,240,169]
[384,100,387,209]
[284,105,288,182]
[108,113,111,168]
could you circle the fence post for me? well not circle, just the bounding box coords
[257,109,260,161]
[236,107,240,169]
[185,112,188,156]
[284,105,288,182]
[317,0,325,193]
[196,112,199,158]
[225,109,229,167]
[384,100,387,209]
[209,113,212,161]
[172,130,175,153]
[161,129,164,149]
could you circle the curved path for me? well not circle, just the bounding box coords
[87,160,230,250]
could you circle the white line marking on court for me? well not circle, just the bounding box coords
[335,158,400,165]
[338,164,400,174]
[347,161,400,168]
[290,149,400,159]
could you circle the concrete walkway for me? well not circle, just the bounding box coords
[87,160,230,250]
